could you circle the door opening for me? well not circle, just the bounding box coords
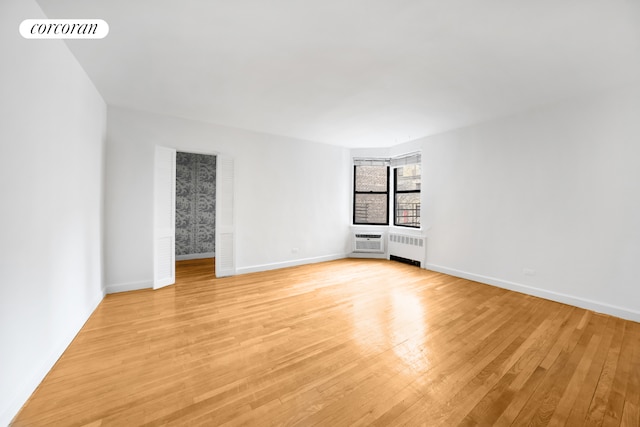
[154,147,235,289]
[175,152,216,262]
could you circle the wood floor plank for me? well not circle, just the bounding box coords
[465,305,572,425]
[11,258,640,426]
[512,313,605,425]
[550,315,614,426]
[581,316,626,426]
[621,401,639,427]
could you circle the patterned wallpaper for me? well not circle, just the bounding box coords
[175,152,216,256]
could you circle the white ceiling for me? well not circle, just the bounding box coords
[36,0,640,148]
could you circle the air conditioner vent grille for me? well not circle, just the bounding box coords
[356,241,382,251]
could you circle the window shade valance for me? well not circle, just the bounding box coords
[353,158,390,167]
[353,152,421,167]
[390,152,421,167]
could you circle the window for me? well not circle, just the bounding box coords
[394,164,421,227]
[353,165,389,225]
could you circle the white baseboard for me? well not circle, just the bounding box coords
[2,291,104,427]
[105,280,152,294]
[426,263,640,323]
[236,253,347,275]
[176,252,215,261]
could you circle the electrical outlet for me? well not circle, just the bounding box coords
[523,268,536,276]
[292,247,299,254]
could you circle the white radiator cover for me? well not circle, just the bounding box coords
[388,233,426,267]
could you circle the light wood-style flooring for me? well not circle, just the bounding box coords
[13,258,640,426]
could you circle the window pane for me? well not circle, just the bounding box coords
[355,193,388,224]
[395,193,420,227]
[355,165,387,192]
[396,164,421,192]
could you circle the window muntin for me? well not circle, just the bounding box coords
[353,165,389,225]
[394,164,421,228]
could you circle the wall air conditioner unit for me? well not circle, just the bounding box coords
[353,233,385,254]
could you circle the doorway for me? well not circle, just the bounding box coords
[153,146,235,289]
[175,152,216,261]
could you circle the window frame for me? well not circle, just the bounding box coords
[352,165,390,226]
[393,165,421,228]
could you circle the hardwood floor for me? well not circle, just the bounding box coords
[13,258,640,426]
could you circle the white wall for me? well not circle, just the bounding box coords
[0,0,107,424]
[105,107,351,292]
[395,83,640,321]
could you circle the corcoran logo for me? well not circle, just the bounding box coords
[20,19,109,39]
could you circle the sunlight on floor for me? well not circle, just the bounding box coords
[351,287,429,372]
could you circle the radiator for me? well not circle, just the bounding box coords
[388,233,426,267]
